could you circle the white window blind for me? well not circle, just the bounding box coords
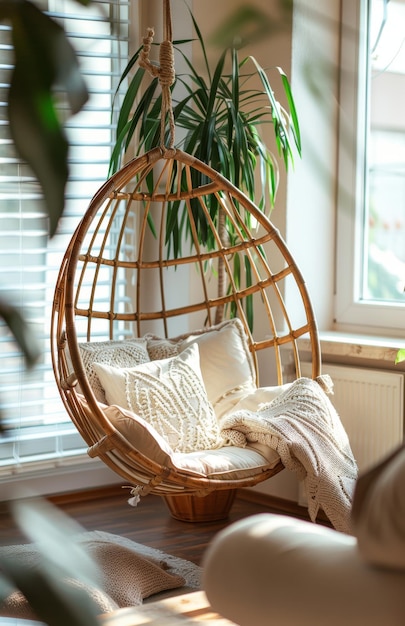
[0,0,130,477]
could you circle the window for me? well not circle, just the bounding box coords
[335,0,405,333]
[0,0,130,476]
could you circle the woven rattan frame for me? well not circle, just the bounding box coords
[51,147,321,498]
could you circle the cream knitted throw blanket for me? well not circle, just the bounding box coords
[220,377,358,534]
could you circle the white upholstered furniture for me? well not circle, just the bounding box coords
[203,444,405,626]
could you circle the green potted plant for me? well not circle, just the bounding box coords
[109,8,300,327]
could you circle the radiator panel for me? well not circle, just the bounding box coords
[301,362,404,471]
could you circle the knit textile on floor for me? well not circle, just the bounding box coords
[0,530,201,619]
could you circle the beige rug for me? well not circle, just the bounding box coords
[0,530,201,619]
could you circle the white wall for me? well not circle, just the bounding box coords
[286,0,340,330]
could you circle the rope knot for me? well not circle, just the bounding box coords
[139,27,159,77]
[159,40,175,87]
[138,0,175,149]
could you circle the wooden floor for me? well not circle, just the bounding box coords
[0,486,316,566]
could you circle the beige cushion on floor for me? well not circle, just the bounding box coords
[0,531,200,619]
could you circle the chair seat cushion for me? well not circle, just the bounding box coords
[171,445,280,479]
[81,399,279,481]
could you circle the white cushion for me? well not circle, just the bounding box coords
[147,318,257,418]
[171,446,280,479]
[78,339,150,403]
[93,344,224,453]
[101,403,174,467]
[79,397,276,480]
[228,383,294,414]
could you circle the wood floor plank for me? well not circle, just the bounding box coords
[0,486,290,566]
[0,487,274,564]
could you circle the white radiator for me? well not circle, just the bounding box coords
[301,362,404,471]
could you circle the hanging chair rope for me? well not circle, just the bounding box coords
[139,0,176,150]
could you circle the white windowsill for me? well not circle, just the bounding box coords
[0,459,122,502]
[299,331,405,371]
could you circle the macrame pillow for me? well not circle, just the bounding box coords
[78,339,150,403]
[146,318,257,418]
[93,344,224,453]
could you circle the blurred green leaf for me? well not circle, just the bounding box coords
[0,572,14,600]
[2,0,89,237]
[0,298,40,368]
[0,556,100,626]
[0,0,90,432]
[8,73,69,238]
[12,498,99,586]
[0,498,102,626]
[208,4,292,49]
[395,348,405,364]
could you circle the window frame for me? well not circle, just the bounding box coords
[335,0,405,336]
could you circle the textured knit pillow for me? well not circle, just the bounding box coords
[0,531,193,618]
[78,339,150,403]
[93,344,224,453]
[146,318,257,418]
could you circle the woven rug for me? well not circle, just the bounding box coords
[0,530,201,619]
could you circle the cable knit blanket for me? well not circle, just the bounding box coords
[220,377,358,533]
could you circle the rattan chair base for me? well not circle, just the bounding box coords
[163,490,237,522]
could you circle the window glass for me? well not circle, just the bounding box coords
[336,0,405,332]
[364,0,405,303]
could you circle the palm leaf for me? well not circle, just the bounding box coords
[111,46,143,111]
[116,67,146,141]
[188,9,211,82]
[277,66,302,154]
[249,56,299,166]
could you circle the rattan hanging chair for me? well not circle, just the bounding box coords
[51,145,321,521]
[51,3,321,522]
